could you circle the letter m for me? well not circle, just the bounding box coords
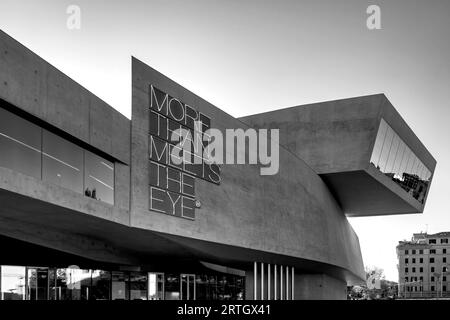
[226,128,258,164]
[150,85,168,114]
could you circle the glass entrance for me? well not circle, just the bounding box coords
[148,273,164,300]
[26,267,49,300]
[180,274,195,300]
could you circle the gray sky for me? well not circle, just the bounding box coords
[1,0,449,281]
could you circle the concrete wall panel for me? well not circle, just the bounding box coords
[0,30,130,164]
[130,57,365,283]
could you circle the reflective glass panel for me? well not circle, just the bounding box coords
[378,126,394,172]
[49,268,57,300]
[84,151,114,204]
[91,270,111,300]
[130,272,147,300]
[43,130,83,194]
[385,134,400,174]
[112,271,129,300]
[164,273,180,300]
[370,119,388,167]
[369,119,432,204]
[26,267,49,300]
[393,141,406,178]
[1,266,26,300]
[55,268,91,300]
[0,107,42,178]
[148,273,164,300]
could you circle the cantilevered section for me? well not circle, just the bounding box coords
[240,94,436,217]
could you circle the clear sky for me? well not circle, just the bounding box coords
[1,0,449,281]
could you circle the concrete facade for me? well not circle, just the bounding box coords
[0,30,434,300]
[240,96,436,216]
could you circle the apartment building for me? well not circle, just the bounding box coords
[397,232,450,298]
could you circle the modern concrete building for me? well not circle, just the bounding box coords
[397,232,450,298]
[0,29,436,300]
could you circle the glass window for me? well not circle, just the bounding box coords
[424,168,432,181]
[393,140,406,178]
[130,272,147,300]
[55,268,91,300]
[416,161,424,180]
[369,118,432,205]
[0,107,42,178]
[1,107,114,204]
[1,266,26,300]
[412,157,421,177]
[378,126,394,172]
[405,152,415,175]
[370,119,388,168]
[398,145,411,178]
[112,272,129,300]
[26,267,49,300]
[164,273,180,300]
[43,130,83,194]
[84,151,114,204]
[91,270,111,300]
[385,134,400,174]
[148,273,164,300]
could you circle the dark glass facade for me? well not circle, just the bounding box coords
[85,151,114,204]
[0,265,245,301]
[370,119,432,204]
[0,107,114,205]
[0,108,41,179]
[43,130,84,194]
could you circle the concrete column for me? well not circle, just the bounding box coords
[268,264,271,300]
[291,267,295,300]
[274,265,277,300]
[261,262,264,300]
[280,265,283,300]
[286,265,289,300]
[254,261,257,300]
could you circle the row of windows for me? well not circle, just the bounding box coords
[0,265,245,300]
[405,257,447,264]
[405,266,448,273]
[429,239,449,244]
[404,248,447,255]
[0,106,114,205]
[405,276,448,282]
[405,286,446,292]
[370,119,431,204]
